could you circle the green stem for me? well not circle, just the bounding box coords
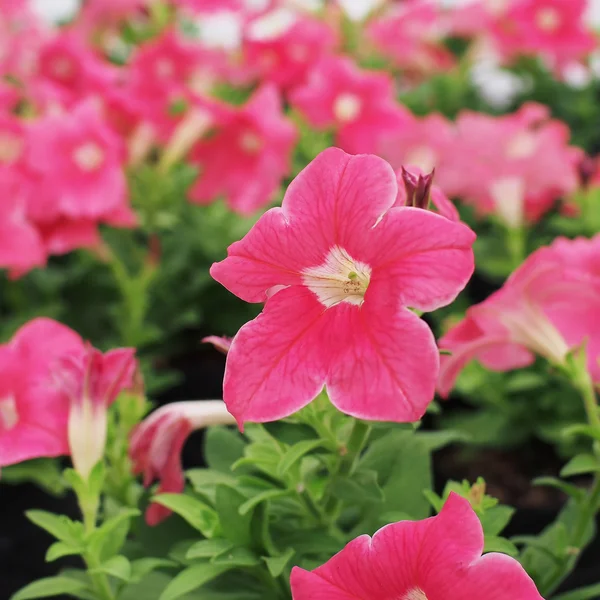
[505,225,526,270]
[323,420,372,518]
[541,363,600,596]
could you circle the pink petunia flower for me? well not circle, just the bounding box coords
[290,492,543,600]
[0,167,46,274]
[0,318,82,467]
[436,103,582,227]
[492,0,595,70]
[377,112,454,175]
[189,84,297,214]
[290,56,409,155]
[58,344,137,479]
[367,0,455,76]
[242,10,338,91]
[30,32,118,108]
[24,100,135,255]
[210,148,475,427]
[438,235,600,396]
[129,400,235,525]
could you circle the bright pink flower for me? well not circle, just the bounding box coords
[189,84,297,214]
[211,148,475,427]
[437,103,582,227]
[75,0,151,33]
[0,81,20,111]
[0,317,136,471]
[31,32,117,108]
[0,113,26,168]
[290,56,409,155]
[438,235,600,396]
[127,29,211,140]
[0,319,83,467]
[395,166,459,222]
[0,167,45,274]
[242,12,338,90]
[130,400,235,525]
[378,112,454,175]
[367,0,455,75]
[25,101,135,251]
[291,492,543,600]
[493,0,595,69]
[58,344,136,478]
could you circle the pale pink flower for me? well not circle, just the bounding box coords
[0,319,84,467]
[437,103,582,227]
[291,492,543,600]
[377,112,454,175]
[189,84,297,214]
[211,148,475,427]
[290,56,409,155]
[438,235,600,396]
[130,400,235,525]
[367,0,455,76]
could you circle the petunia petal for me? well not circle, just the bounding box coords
[326,290,439,422]
[353,207,475,312]
[222,286,328,427]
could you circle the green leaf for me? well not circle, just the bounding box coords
[91,555,131,581]
[158,563,232,600]
[87,509,140,561]
[276,440,324,478]
[330,470,384,504]
[186,469,237,503]
[215,486,252,547]
[554,583,600,600]
[483,536,519,556]
[533,476,585,501]
[479,506,515,537]
[415,430,469,452]
[25,511,84,546]
[130,558,177,583]
[46,541,84,562]
[205,427,246,473]
[422,490,444,513]
[211,547,260,568]
[186,539,235,560]
[153,494,219,538]
[560,454,600,477]
[238,489,290,515]
[1,458,66,496]
[263,548,295,578]
[562,424,600,442]
[11,576,90,600]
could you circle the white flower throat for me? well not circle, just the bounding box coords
[302,246,371,308]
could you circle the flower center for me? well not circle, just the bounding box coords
[72,142,104,172]
[0,132,22,164]
[333,93,362,123]
[406,146,437,173]
[403,589,428,600]
[505,131,537,159]
[0,395,19,432]
[536,7,561,32]
[490,177,525,229]
[302,246,371,308]
[239,131,263,154]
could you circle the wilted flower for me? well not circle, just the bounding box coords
[130,400,235,525]
[211,148,475,427]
